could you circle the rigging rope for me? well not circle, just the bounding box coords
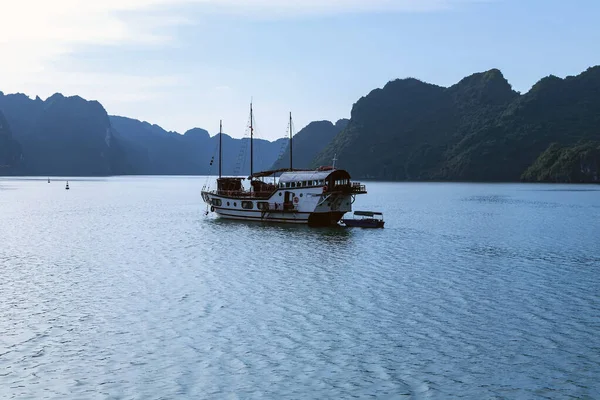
[202,137,220,191]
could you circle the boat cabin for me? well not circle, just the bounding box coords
[342,211,385,228]
[277,169,366,194]
[217,177,244,194]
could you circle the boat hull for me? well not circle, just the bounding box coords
[202,187,352,227]
[214,208,344,227]
[342,219,385,228]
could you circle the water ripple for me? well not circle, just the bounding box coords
[0,178,599,398]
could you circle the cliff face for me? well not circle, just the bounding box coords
[0,92,130,175]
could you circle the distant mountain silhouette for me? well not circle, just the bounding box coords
[271,119,348,170]
[0,92,129,176]
[110,116,287,176]
[0,91,288,176]
[314,66,600,182]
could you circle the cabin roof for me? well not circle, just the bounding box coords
[278,169,350,183]
[249,168,304,179]
[354,211,383,216]
[279,171,331,183]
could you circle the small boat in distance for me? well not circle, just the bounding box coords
[342,211,385,228]
[65,181,69,190]
[47,177,50,183]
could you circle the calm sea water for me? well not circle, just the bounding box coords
[1,176,599,399]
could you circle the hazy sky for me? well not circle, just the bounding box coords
[1,0,598,139]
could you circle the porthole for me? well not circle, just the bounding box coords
[234,202,237,207]
[300,193,303,197]
[227,201,230,206]
[279,193,282,196]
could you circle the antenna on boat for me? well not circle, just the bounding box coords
[289,112,293,171]
[332,154,338,169]
[219,120,222,179]
[250,101,254,179]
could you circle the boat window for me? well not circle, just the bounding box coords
[234,202,237,207]
[302,181,307,187]
[286,182,290,188]
[257,202,269,210]
[279,192,282,196]
[242,201,253,210]
[300,193,303,197]
[211,198,222,206]
[291,182,296,188]
[227,201,230,206]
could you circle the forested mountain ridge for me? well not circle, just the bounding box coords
[313,66,600,182]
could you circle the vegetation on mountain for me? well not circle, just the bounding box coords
[522,141,600,183]
[314,66,600,182]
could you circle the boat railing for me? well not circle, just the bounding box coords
[351,182,367,194]
[329,182,367,194]
[214,189,276,198]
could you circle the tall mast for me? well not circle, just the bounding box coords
[250,102,254,177]
[219,120,222,179]
[289,112,293,171]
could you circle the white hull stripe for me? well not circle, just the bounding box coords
[216,212,308,223]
